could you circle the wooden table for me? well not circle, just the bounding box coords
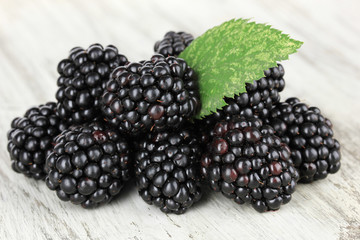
[0,0,359,239]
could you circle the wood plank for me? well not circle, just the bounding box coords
[0,0,359,239]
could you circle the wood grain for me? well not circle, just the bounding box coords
[0,0,359,239]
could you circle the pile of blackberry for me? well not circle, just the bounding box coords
[6,31,341,214]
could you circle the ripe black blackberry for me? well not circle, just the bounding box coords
[45,122,131,208]
[101,54,200,135]
[134,125,202,214]
[201,116,299,212]
[196,64,285,147]
[154,31,194,57]
[56,44,128,124]
[267,98,341,183]
[7,102,68,180]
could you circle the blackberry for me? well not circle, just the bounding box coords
[7,102,68,180]
[56,44,128,124]
[201,116,299,212]
[45,122,131,208]
[154,31,194,57]
[134,125,202,214]
[268,98,341,183]
[101,54,200,135]
[196,64,285,147]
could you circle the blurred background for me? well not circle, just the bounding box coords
[0,0,359,239]
[0,0,360,120]
[0,0,359,124]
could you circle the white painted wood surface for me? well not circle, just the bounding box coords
[0,0,359,239]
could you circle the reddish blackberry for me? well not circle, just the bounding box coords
[201,116,299,212]
[196,64,285,147]
[7,102,68,180]
[154,31,194,57]
[268,98,341,183]
[45,122,131,208]
[134,125,202,214]
[101,54,200,135]
[56,44,128,124]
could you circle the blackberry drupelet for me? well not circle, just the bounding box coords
[134,125,202,214]
[154,31,194,57]
[45,122,131,208]
[7,102,68,180]
[201,116,299,212]
[196,64,285,147]
[56,44,128,124]
[268,98,341,183]
[101,54,200,135]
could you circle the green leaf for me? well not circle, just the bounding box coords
[179,19,303,119]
